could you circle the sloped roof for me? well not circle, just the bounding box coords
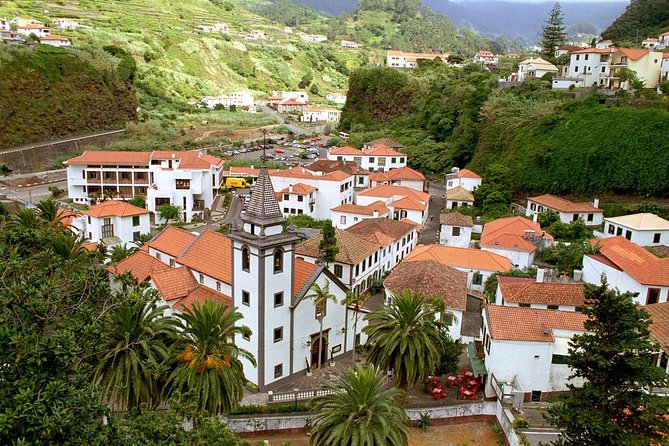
[645,302,669,354]
[295,228,380,265]
[365,138,404,149]
[616,47,649,61]
[65,150,152,166]
[485,305,587,342]
[519,57,558,71]
[605,213,669,231]
[528,194,602,213]
[480,216,552,253]
[151,267,198,301]
[588,236,669,286]
[109,250,171,282]
[331,201,388,216]
[386,166,425,181]
[369,171,392,182]
[41,35,69,41]
[278,183,318,195]
[440,212,473,227]
[293,258,320,299]
[405,244,511,272]
[499,281,585,307]
[385,260,467,311]
[390,196,426,211]
[330,146,363,156]
[308,159,370,176]
[83,200,150,218]
[178,230,232,284]
[456,168,482,179]
[347,218,415,246]
[271,166,351,182]
[244,166,284,226]
[173,286,232,312]
[572,47,617,54]
[363,144,404,157]
[146,225,198,258]
[445,186,474,202]
[358,185,429,202]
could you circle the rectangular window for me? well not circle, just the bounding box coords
[216,281,221,291]
[132,215,140,226]
[548,305,559,310]
[340,215,346,225]
[274,291,284,307]
[156,252,161,261]
[654,233,661,244]
[274,363,283,378]
[199,273,204,284]
[452,227,461,237]
[101,218,114,239]
[334,264,343,278]
[616,227,623,236]
[170,259,176,267]
[472,272,483,285]
[175,179,190,190]
[625,230,632,240]
[297,195,304,202]
[273,326,283,343]
[391,157,396,163]
[551,355,569,364]
[573,214,579,221]
[242,290,250,306]
[283,194,289,201]
[531,391,542,402]
[647,288,660,305]
[587,213,593,222]
[608,224,615,235]
[133,231,140,241]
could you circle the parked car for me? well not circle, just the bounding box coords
[275,149,284,154]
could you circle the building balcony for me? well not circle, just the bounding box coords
[86,177,101,184]
[134,177,148,184]
[118,178,133,184]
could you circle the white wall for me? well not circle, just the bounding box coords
[481,246,533,270]
[440,224,472,248]
[601,221,669,247]
[526,200,603,226]
[85,213,150,245]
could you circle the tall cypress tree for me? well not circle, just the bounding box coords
[545,280,669,446]
[540,2,566,61]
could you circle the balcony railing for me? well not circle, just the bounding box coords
[87,177,101,184]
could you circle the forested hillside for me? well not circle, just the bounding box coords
[0,45,137,147]
[602,0,669,42]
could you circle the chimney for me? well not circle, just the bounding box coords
[373,210,378,217]
[592,198,600,209]
[536,268,545,283]
[524,229,535,238]
[532,213,538,223]
[289,184,293,193]
[543,328,549,337]
[171,153,176,159]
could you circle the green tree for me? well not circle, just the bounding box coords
[35,197,64,228]
[545,281,669,445]
[435,336,464,376]
[109,243,138,264]
[166,301,255,414]
[319,220,339,265]
[538,209,560,228]
[132,232,154,247]
[540,3,566,61]
[363,290,443,389]
[158,203,181,225]
[304,280,338,369]
[128,195,147,209]
[298,71,313,89]
[0,164,13,176]
[309,365,409,446]
[343,291,367,365]
[92,294,179,411]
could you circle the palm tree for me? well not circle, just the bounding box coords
[35,198,62,229]
[109,243,138,264]
[92,294,179,412]
[309,365,409,446]
[363,290,444,389]
[304,280,338,369]
[131,232,153,248]
[166,300,255,414]
[343,290,367,365]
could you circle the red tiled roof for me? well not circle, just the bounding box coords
[386,166,425,181]
[330,146,363,156]
[645,302,669,354]
[497,276,535,285]
[385,260,467,311]
[445,186,474,202]
[590,236,669,286]
[331,200,388,216]
[278,183,317,195]
[572,47,617,54]
[152,150,224,169]
[293,258,320,298]
[308,159,370,176]
[363,144,403,157]
[65,150,152,166]
[41,35,68,41]
[271,166,351,183]
[617,47,649,61]
[390,196,426,211]
[146,225,198,258]
[178,230,232,284]
[405,244,511,272]
[347,217,415,246]
[358,185,429,203]
[480,216,552,253]
[296,228,380,265]
[486,305,587,342]
[499,281,585,307]
[528,194,602,213]
[110,250,171,282]
[440,212,473,227]
[151,267,198,300]
[174,286,232,312]
[369,171,391,182]
[83,200,150,218]
[457,168,482,179]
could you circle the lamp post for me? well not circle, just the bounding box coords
[293,388,299,411]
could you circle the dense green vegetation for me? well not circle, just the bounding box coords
[601,0,669,43]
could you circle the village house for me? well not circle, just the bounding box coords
[482,305,587,402]
[554,45,584,58]
[356,184,430,227]
[385,260,468,340]
[300,33,327,43]
[661,53,669,82]
[0,29,22,44]
[301,107,341,123]
[0,17,9,31]
[526,194,603,226]
[582,236,669,305]
[248,30,266,39]
[473,50,499,66]
[16,24,50,38]
[331,201,389,229]
[403,244,511,293]
[327,144,407,172]
[606,48,664,89]
[307,159,370,189]
[445,186,474,210]
[642,38,659,49]
[368,166,425,191]
[552,46,617,89]
[40,35,71,47]
[645,302,669,375]
[196,23,228,33]
[445,167,482,192]
[10,17,44,27]
[602,213,669,246]
[52,18,81,29]
[340,40,360,49]
[347,218,419,274]
[480,216,553,269]
[74,200,151,245]
[200,91,254,108]
[326,92,347,104]
[363,138,404,151]
[495,276,585,312]
[275,183,317,217]
[386,49,450,68]
[439,212,473,248]
[112,169,368,391]
[65,150,224,223]
[659,31,669,49]
[515,58,559,82]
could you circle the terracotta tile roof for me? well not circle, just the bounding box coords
[151,150,224,169]
[58,208,80,231]
[385,260,467,311]
[41,35,68,41]
[445,186,474,202]
[589,236,669,286]
[271,166,352,183]
[497,276,535,285]
[572,47,617,54]
[605,213,669,231]
[480,216,552,253]
[363,144,404,157]
[330,146,363,156]
[227,166,261,176]
[110,250,171,282]
[456,169,482,179]
[386,166,425,181]
[645,302,669,354]
[440,212,473,227]
[173,286,231,312]
[617,47,649,61]
[83,200,150,218]
[347,218,415,246]
[528,194,602,213]
[519,57,558,71]
[331,200,389,216]
[151,267,198,301]
[369,171,392,182]
[390,196,426,211]
[178,230,232,284]
[308,159,370,176]
[278,183,317,195]
[500,281,585,307]
[293,258,320,298]
[146,225,198,258]
[358,185,429,202]
[365,138,404,149]
[296,228,380,265]
[65,150,152,166]
[82,241,98,252]
[405,244,511,272]
[486,305,587,342]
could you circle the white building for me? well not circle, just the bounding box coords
[642,38,658,49]
[300,34,327,43]
[526,194,603,226]
[368,166,425,191]
[10,17,44,27]
[439,212,473,248]
[516,58,559,82]
[16,24,50,37]
[248,30,266,39]
[645,302,669,375]
[340,40,360,49]
[445,186,474,210]
[78,200,150,245]
[276,183,317,217]
[558,47,616,89]
[474,50,499,66]
[197,23,228,33]
[65,150,225,223]
[271,91,309,102]
[301,107,341,123]
[52,18,80,29]
[385,259,467,340]
[445,168,482,192]
[356,185,430,227]
[307,159,370,189]
[659,32,669,49]
[326,93,347,104]
[40,35,71,47]
[201,91,254,108]
[331,201,389,229]
[480,216,553,270]
[661,54,669,82]
[346,218,418,274]
[0,18,9,31]
[582,236,669,305]
[386,49,450,68]
[404,244,511,293]
[495,276,585,312]
[327,144,407,172]
[602,213,669,246]
[482,305,587,401]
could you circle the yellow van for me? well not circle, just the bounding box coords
[225,178,249,188]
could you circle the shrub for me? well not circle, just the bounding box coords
[514,416,529,428]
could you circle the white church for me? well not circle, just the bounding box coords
[112,164,368,391]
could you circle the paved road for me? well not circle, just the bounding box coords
[259,105,312,136]
[523,430,561,446]
[417,180,445,245]
[0,129,125,155]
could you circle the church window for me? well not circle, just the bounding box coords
[242,246,250,272]
[242,290,250,306]
[273,248,284,273]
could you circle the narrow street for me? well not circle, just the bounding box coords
[418,179,445,245]
[259,104,313,136]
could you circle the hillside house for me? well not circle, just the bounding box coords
[602,213,669,246]
[331,201,389,229]
[516,58,558,82]
[40,35,71,47]
[53,18,81,29]
[300,34,327,43]
[480,216,553,269]
[645,302,669,375]
[606,48,664,89]
[0,30,22,44]
[326,92,347,104]
[368,166,425,191]
[582,236,669,305]
[301,107,341,123]
[307,159,370,189]
[248,30,266,39]
[340,40,360,49]
[16,24,50,38]
[439,212,473,248]
[10,17,44,27]
[473,50,499,65]
[201,91,254,108]
[495,277,585,312]
[659,31,669,49]
[526,194,603,226]
[553,47,617,89]
[356,185,430,227]
[445,168,482,192]
[78,200,150,245]
[327,144,407,172]
[386,49,450,68]
[445,186,474,210]
[661,53,669,82]
[196,23,228,33]
[643,38,659,49]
